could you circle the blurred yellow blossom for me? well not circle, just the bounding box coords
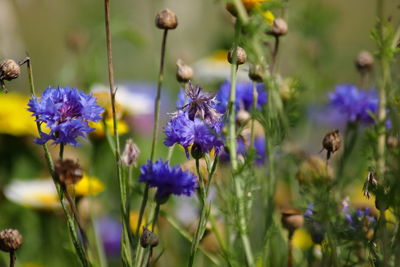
[292,228,313,250]
[263,10,275,25]
[130,212,147,234]
[0,93,37,136]
[89,118,129,138]
[74,174,105,196]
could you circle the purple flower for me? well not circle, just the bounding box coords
[164,112,224,158]
[220,136,266,165]
[304,203,325,244]
[342,207,376,231]
[28,86,104,146]
[95,217,122,258]
[215,81,267,114]
[328,84,378,125]
[139,159,198,200]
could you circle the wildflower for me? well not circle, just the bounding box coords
[268,18,288,36]
[321,129,341,160]
[355,50,374,74]
[177,83,221,123]
[164,112,224,158]
[139,159,197,202]
[340,201,376,240]
[95,217,122,258]
[176,59,193,83]
[27,86,104,146]
[155,9,178,30]
[227,46,247,65]
[0,93,37,136]
[55,159,83,186]
[220,135,266,165]
[74,175,105,196]
[328,84,378,125]
[304,204,325,244]
[281,209,304,234]
[249,64,265,82]
[295,156,333,186]
[263,10,275,25]
[0,59,20,92]
[121,139,140,166]
[0,229,23,252]
[88,119,129,138]
[215,81,267,114]
[140,227,159,248]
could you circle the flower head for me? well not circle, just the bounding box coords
[328,84,378,125]
[215,81,267,114]
[139,159,197,201]
[164,112,224,158]
[28,86,104,146]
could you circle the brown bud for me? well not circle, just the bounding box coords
[227,46,247,65]
[176,59,193,83]
[140,227,159,248]
[0,59,20,81]
[387,136,399,148]
[322,129,341,160]
[0,229,23,252]
[355,51,374,74]
[268,18,288,37]
[121,139,140,166]
[236,109,251,126]
[155,9,178,30]
[249,64,265,82]
[281,209,304,234]
[55,159,83,186]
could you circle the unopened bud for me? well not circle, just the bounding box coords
[281,209,304,234]
[55,159,83,186]
[121,139,140,166]
[155,9,178,30]
[268,18,288,37]
[191,143,204,160]
[249,64,265,82]
[0,59,20,81]
[237,109,251,126]
[176,59,193,83]
[0,229,23,252]
[140,227,159,248]
[322,129,341,160]
[355,51,374,74]
[227,46,247,65]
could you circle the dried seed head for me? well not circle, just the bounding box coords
[281,209,304,233]
[155,9,178,30]
[249,64,265,82]
[227,46,247,65]
[176,59,193,83]
[322,129,341,160]
[55,159,83,186]
[140,227,159,248]
[0,229,23,252]
[295,156,333,185]
[268,18,288,37]
[121,139,140,166]
[355,51,374,74]
[0,59,20,81]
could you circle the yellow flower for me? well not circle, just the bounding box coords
[130,212,147,234]
[89,118,129,138]
[0,93,37,136]
[74,174,105,196]
[263,10,275,25]
[292,228,313,250]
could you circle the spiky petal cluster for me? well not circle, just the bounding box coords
[328,84,378,125]
[139,159,197,200]
[215,81,267,114]
[164,112,224,158]
[28,86,104,146]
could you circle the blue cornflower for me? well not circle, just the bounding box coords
[164,112,224,158]
[328,84,378,125]
[176,83,221,123]
[28,86,104,146]
[215,81,267,114]
[139,159,198,201]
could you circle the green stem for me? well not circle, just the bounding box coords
[188,158,209,267]
[104,0,132,265]
[24,58,90,267]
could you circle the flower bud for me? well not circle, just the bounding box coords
[355,51,374,74]
[121,139,140,166]
[281,209,304,233]
[191,143,204,160]
[176,59,193,83]
[0,59,20,81]
[322,129,341,160]
[55,159,83,186]
[155,9,178,30]
[249,64,265,82]
[268,18,288,37]
[227,46,247,65]
[140,227,159,248]
[0,229,23,252]
[236,109,251,126]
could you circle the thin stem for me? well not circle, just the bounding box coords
[287,232,293,267]
[270,36,280,75]
[24,57,90,267]
[188,158,208,267]
[104,0,132,265]
[9,251,15,267]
